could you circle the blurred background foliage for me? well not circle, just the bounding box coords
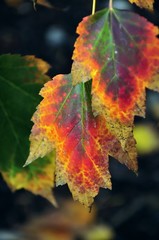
[0,0,159,240]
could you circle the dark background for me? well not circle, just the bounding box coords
[0,0,159,239]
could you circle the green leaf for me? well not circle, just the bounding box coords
[0,54,56,206]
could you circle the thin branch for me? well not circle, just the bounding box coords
[92,0,96,15]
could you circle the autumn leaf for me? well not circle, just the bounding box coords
[26,74,111,207]
[22,200,96,240]
[0,54,56,206]
[72,8,159,148]
[26,73,137,207]
[129,0,154,10]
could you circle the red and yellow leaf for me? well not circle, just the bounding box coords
[26,74,137,207]
[72,8,159,147]
[129,0,154,10]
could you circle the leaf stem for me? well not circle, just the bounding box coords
[109,0,113,10]
[92,0,96,15]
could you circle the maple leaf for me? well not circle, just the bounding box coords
[26,74,137,207]
[129,0,154,10]
[0,54,56,206]
[72,8,159,148]
[22,200,96,240]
